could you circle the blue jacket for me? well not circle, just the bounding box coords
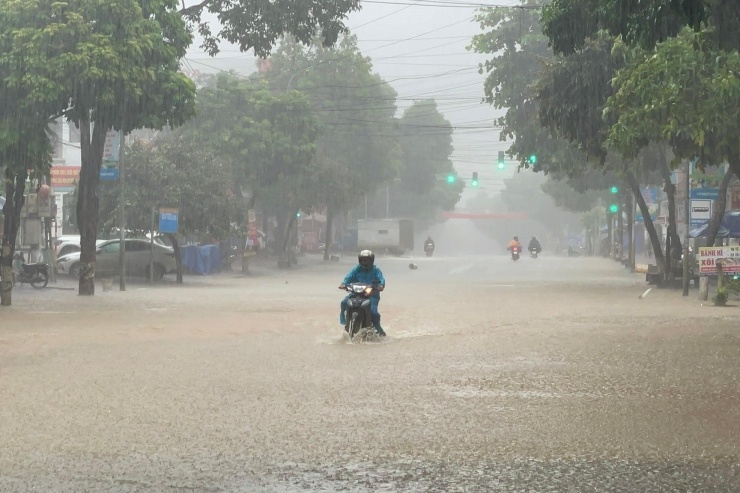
[342,265,385,299]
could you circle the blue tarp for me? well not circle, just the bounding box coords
[180,244,221,275]
[689,210,740,238]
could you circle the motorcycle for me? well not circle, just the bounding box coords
[424,242,435,257]
[511,246,520,261]
[340,282,380,342]
[11,252,49,289]
[529,248,541,259]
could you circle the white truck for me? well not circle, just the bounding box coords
[357,219,414,256]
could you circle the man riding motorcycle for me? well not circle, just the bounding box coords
[506,236,522,252]
[528,236,542,255]
[424,236,435,254]
[339,250,386,337]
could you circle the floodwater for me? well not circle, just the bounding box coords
[1,255,738,492]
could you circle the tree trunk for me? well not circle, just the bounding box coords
[77,117,109,296]
[626,191,635,271]
[1,171,28,306]
[706,169,733,247]
[660,163,680,282]
[242,194,257,273]
[607,214,614,258]
[278,211,298,268]
[617,193,624,261]
[166,233,183,284]
[323,206,334,261]
[627,172,665,274]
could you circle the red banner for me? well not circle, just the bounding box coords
[50,166,81,188]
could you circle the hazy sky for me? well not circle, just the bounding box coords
[183,1,525,199]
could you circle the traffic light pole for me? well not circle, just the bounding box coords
[682,158,693,296]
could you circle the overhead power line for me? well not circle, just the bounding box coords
[362,0,541,8]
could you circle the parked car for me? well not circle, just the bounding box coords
[54,235,107,257]
[56,238,177,280]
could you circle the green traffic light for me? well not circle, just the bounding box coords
[610,186,619,194]
[496,162,505,170]
[529,154,537,164]
[609,204,619,213]
[446,174,456,184]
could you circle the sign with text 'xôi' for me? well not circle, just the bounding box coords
[698,246,740,276]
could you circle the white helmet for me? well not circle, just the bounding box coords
[358,250,375,269]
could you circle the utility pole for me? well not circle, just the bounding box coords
[149,206,155,284]
[682,158,694,296]
[118,131,126,291]
[386,185,390,219]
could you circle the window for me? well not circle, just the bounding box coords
[100,242,120,254]
[125,241,150,252]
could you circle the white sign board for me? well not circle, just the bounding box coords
[690,199,712,226]
[698,246,740,276]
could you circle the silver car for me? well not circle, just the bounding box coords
[56,239,177,280]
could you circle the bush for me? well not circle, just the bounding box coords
[713,287,729,306]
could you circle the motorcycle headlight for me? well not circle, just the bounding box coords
[353,285,366,293]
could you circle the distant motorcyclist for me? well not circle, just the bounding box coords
[424,236,435,256]
[506,236,522,252]
[528,236,542,254]
[339,250,386,337]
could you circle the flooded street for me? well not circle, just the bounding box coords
[1,255,738,492]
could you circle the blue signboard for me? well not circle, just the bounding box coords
[100,168,119,181]
[690,188,720,200]
[159,208,179,234]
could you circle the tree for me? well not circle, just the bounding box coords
[541,0,738,55]
[179,0,361,56]
[265,35,402,258]
[390,100,463,222]
[93,138,240,281]
[535,30,673,274]
[0,0,70,305]
[5,0,196,295]
[607,27,740,246]
[177,73,319,266]
[499,171,583,245]
[4,0,360,296]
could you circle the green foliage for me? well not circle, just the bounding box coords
[542,0,720,54]
[180,0,361,57]
[183,72,318,195]
[540,178,603,213]
[499,171,583,237]
[469,1,592,176]
[392,100,463,220]
[266,35,401,214]
[537,31,620,163]
[97,139,240,239]
[712,287,728,307]
[607,27,740,168]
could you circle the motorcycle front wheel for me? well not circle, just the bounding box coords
[30,271,49,289]
[349,315,362,340]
